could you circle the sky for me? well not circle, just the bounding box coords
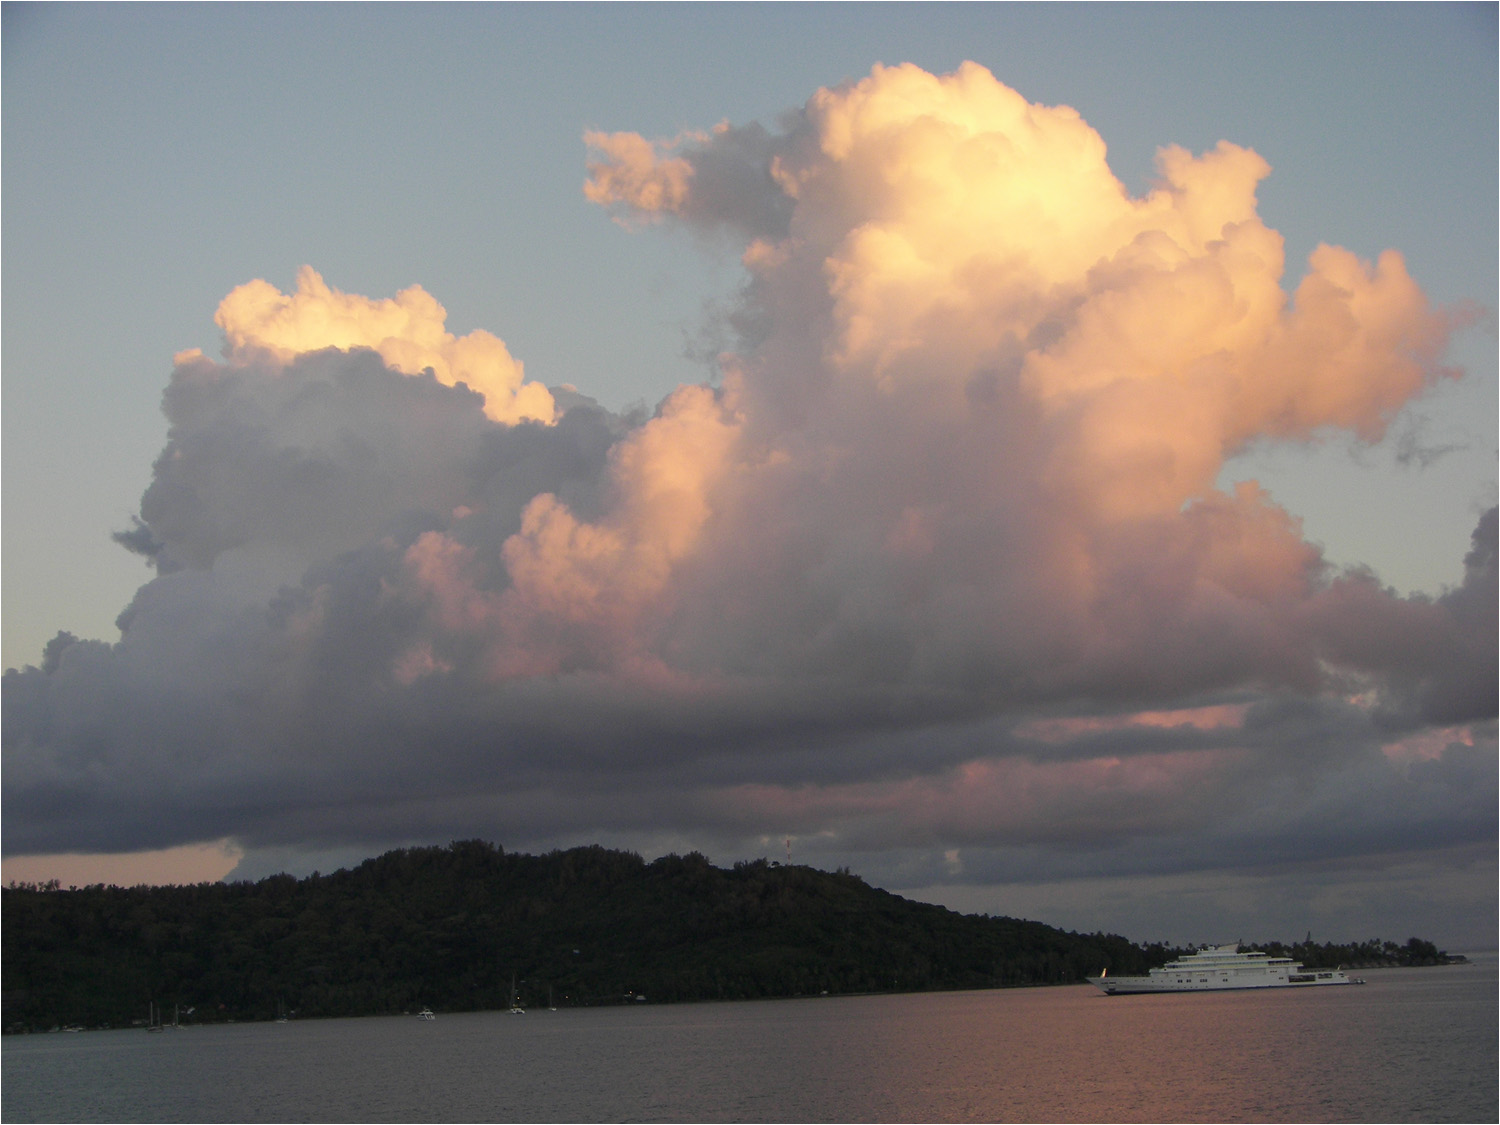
[3,4,1496,951]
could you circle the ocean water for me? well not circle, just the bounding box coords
[4,958,1494,1123]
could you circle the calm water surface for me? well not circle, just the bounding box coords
[5,959,1494,1122]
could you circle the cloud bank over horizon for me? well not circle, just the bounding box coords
[4,64,1493,938]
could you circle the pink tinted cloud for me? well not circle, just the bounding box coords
[699,747,1245,848]
[1381,726,1477,765]
[1017,704,1251,744]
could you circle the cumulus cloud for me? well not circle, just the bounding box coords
[3,64,1491,925]
[206,265,555,425]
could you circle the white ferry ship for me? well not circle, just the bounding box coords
[1086,943,1362,995]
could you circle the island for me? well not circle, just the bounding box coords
[1,840,1463,1032]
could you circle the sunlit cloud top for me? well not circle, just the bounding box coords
[204,265,555,425]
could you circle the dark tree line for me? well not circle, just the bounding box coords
[0,841,1457,1032]
[1244,935,1457,969]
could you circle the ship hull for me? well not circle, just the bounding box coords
[1086,974,1354,995]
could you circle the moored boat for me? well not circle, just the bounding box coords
[1087,943,1363,994]
[509,974,524,1014]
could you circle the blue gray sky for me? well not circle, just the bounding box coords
[3,4,1495,949]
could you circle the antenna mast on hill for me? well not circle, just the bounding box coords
[786,836,792,865]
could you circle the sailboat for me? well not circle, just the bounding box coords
[548,986,557,1012]
[510,974,525,1014]
[146,1002,165,1033]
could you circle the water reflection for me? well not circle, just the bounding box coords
[4,962,1494,1122]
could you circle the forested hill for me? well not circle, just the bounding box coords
[1,841,1460,1032]
[4,841,1161,1030]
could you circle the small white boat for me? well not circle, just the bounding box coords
[416,1007,436,1021]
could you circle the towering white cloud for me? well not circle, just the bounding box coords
[4,65,1491,920]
